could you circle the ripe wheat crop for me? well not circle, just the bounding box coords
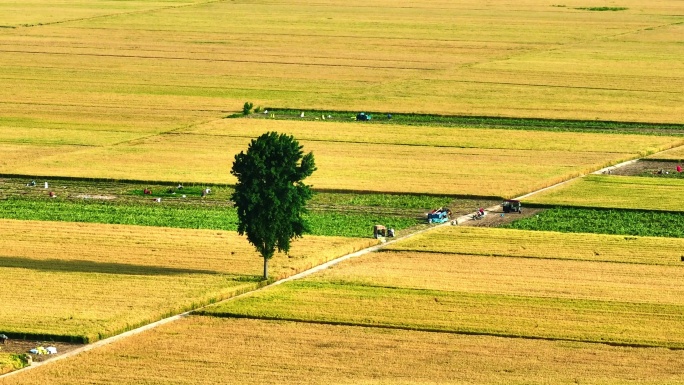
[0,0,681,125]
[205,279,684,349]
[4,122,679,197]
[3,317,684,384]
[525,174,684,211]
[648,145,684,161]
[387,226,684,265]
[0,219,374,342]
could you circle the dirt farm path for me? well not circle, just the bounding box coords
[0,154,672,379]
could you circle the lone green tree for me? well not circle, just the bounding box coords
[231,132,316,280]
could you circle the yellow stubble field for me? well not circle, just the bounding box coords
[3,317,684,384]
[0,219,375,342]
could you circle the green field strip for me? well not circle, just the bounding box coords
[201,281,684,349]
[505,207,684,238]
[0,198,420,238]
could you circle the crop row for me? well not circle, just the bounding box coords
[0,219,375,342]
[525,175,684,212]
[505,207,684,238]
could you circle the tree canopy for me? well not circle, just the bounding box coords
[231,132,316,280]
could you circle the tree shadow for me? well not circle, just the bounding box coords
[0,256,221,276]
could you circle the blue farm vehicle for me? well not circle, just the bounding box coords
[427,207,452,224]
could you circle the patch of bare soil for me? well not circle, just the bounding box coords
[461,207,544,228]
[0,339,82,363]
[604,160,682,177]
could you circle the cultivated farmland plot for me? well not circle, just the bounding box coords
[1,120,679,197]
[525,174,684,211]
[3,317,684,385]
[0,219,375,342]
[648,145,684,161]
[0,0,681,148]
[204,227,684,348]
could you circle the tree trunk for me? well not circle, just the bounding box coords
[263,257,269,280]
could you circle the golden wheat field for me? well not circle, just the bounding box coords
[316,250,684,305]
[525,174,684,211]
[2,121,679,197]
[388,225,684,265]
[204,226,684,348]
[3,317,684,385]
[647,145,684,161]
[0,0,681,155]
[0,219,375,342]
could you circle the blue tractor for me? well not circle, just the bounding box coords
[427,207,452,224]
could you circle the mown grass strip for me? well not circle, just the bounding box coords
[201,281,684,349]
[505,207,684,238]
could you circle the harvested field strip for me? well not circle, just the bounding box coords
[0,199,420,238]
[505,207,684,238]
[0,219,375,341]
[201,281,684,349]
[386,226,684,266]
[189,118,682,152]
[3,129,676,197]
[524,175,684,211]
[4,317,684,385]
[312,251,684,306]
